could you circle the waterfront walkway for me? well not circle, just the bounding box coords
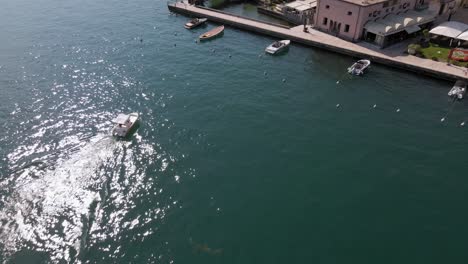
[168,1,468,82]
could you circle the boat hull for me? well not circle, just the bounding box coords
[265,40,290,55]
[348,59,371,76]
[184,18,207,29]
[448,80,467,100]
[199,25,224,41]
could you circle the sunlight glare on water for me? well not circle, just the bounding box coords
[0,0,467,263]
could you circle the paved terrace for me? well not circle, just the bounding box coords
[168,1,468,82]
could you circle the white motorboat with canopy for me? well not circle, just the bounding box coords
[448,80,467,100]
[348,59,371,76]
[112,113,139,137]
[265,40,290,55]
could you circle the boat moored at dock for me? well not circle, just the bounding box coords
[265,40,290,55]
[199,25,224,41]
[184,18,207,29]
[448,80,467,100]
[112,113,139,138]
[348,59,371,76]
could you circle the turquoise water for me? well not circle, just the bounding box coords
[0,0,468,263]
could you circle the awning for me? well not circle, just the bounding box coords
[405,25,421,34]
[285,0,316,11]
[365,10,436,36]
[456,31,468,41]
[112,114,129,124]
[429,21,468,38]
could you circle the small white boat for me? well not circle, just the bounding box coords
[184,18,207,29]
[348,59,371,76]
[265,40,290,55]
[112,113,139,137]
[448,80,467,100]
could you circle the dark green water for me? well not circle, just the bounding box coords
[0,0,467,263]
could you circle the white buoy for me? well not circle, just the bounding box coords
[336,81,340,84]
[461,121,465,126]
[282,78,286,83]
[264,71,267,75]
[336,104,340,108]
[441,117,445,122]
[373,104,377,108]
[396,108,400,112]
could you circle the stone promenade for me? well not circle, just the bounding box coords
[168,1,468,82]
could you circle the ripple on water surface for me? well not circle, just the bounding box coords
[0,37,189,263]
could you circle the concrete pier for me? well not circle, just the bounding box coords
[168,1,468,82]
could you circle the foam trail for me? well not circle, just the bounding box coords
[0,135,117,262]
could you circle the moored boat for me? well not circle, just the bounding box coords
[112,112,139,137]
[265,40,291,55]
[184,18,207,29]
[448,80,467,100]
[348,59,371,76]
[199,25,224,41]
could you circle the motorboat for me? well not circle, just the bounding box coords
[199,25,224,41]
[112,113,139,137]
[448,80,467,100]
[348,59,371,76]
[184,18,207,29]
[265,40,290,55]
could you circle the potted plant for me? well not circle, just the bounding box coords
[408,44,421,55]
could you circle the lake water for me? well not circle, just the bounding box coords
[0,0,467,263]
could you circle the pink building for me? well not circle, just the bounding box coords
[314,0,438,47]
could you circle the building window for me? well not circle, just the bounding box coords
[323,17,328,25]
[369,13,372,17]
[391,7,395,11]
[344,24,350,32]
[386,8,389,12]
[347,11,352,15]
[383,1,389,7]
[326,5,330,9]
